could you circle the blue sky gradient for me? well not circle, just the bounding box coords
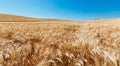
[0,0,120,21]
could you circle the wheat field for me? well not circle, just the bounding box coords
[0,14,120,66]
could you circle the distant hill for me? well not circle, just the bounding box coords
[0,14,67,22]
[85,18,120,23]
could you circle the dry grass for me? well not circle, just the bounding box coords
[0,14,71,22]
[0,15,120,66]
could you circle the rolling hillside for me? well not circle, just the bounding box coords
[0,14,119,66]
[0,14,70,22]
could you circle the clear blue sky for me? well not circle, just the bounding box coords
[0,0,120,21]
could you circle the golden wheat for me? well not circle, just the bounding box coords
[0,21,119,66]
[0,14,120,66]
